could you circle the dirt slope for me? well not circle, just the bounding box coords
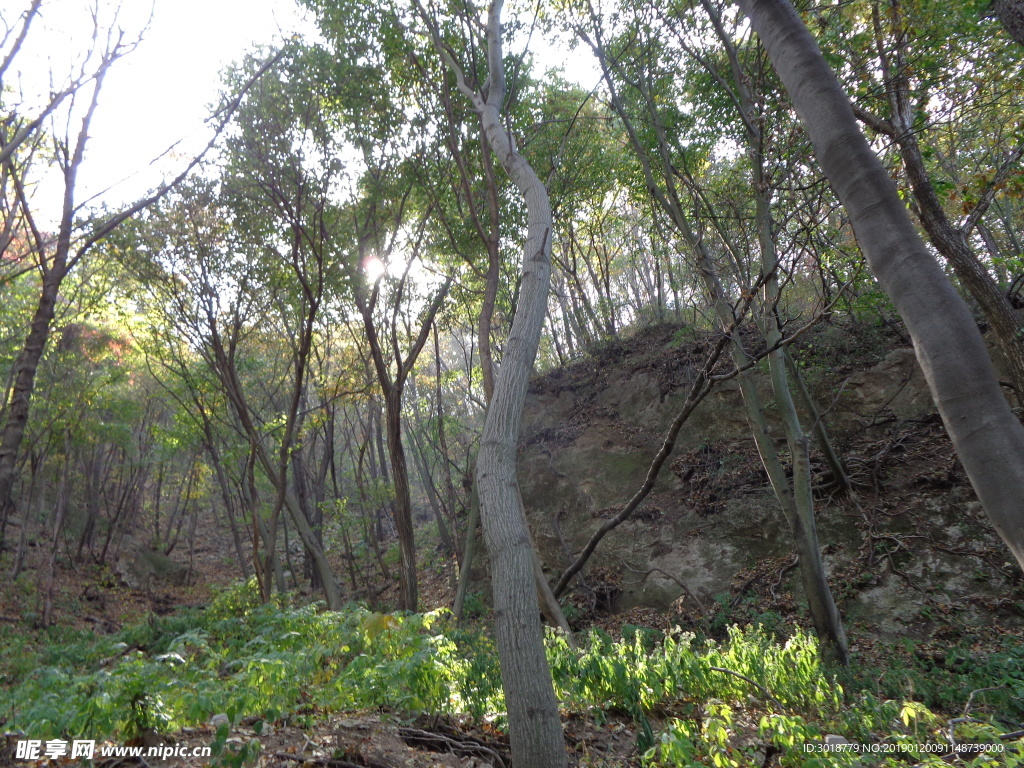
[510,321,1024,639]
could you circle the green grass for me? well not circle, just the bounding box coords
[2,579,1022,767]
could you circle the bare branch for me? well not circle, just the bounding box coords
[69,47,289,267]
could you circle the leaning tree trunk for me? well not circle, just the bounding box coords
[737,0,1024,570]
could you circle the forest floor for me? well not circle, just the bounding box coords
[0,518,647,767]
[4,322,1024,766]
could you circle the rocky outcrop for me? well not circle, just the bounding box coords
[512,324,1021,635]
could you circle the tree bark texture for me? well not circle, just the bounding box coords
[737,0,1024,570]
[994,0,1024,45]
[475,104,569,768]
[442,1,569,764]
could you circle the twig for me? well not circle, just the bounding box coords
[768,555,800,601]
[620,560,706,613]
[963,686,1005,718]
[947,686,1007,749]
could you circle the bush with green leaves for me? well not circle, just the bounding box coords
[2,582,1022,768]
[547,624,841,717]
[2,582,498,739]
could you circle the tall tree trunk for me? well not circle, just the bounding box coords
[0,46,111,520]
[738,0,1024,569]
[705,0,849,659]
[477,133,503,405]
[423,0,569,763]
[383,389,419,611]
[474,9,568,766]
[354,267,452,612]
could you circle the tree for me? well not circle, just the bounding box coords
[736,0,1024,571]
[419,0,570,763]
[0,17,132,535]
[0,10,283,538]
[572,0,849,661]
[130,175,343,608]
[350,191,453,612]
[842,0,1024,408]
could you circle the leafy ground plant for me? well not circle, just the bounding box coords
[2,580,1022,766]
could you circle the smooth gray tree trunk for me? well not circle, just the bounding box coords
[422,0,569,763]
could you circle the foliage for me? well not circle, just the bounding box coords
[548,624,841,718]
[0,586,499,740]
[843,635,1024,724]
[4,598,1022,766]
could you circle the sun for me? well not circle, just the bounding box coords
[363,256,387,281]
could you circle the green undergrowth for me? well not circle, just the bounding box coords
[1,580,1022,767]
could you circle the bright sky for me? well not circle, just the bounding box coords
[2,0,307,212]
[89,0,306,203]
[2,0,599,220]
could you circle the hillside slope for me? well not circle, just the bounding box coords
[513,321,1024,639]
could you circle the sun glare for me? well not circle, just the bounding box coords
[364,256,388,281]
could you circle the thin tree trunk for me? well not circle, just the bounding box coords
[706,1,849,659]
[783,349,850,492]
[432,323,461,553]
[42,433,72,627]
[409,428,455,555]
[354,266,452,612]
[452,479,481,622]
[204,437,251,580]
[587,8,849,658]
[9,451,41,581]
[383,390,419,611]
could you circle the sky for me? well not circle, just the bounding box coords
[2,0,307,213]
[86,0,306,202]
[2,0,599,220]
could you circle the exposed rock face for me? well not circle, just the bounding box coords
[513,324,1021,636]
